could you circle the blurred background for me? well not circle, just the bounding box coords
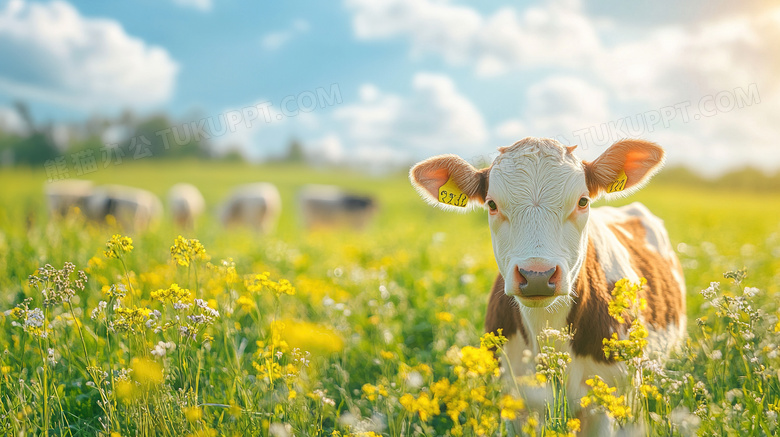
[0,0,777,178]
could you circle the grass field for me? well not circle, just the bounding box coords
[1,161,780,436]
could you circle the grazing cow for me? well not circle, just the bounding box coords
[168,183,206,228]
[298,185,376,230]
[45,179,94,217]
[219,183,281,233]
[86,185,163,232]
[410,137,686,435]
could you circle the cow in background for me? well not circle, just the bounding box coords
[45,179,94,217]
[86,185,163,232]
[168,183,205,229]
[219,183,281,233]
[299,184,377,230]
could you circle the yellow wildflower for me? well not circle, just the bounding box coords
[603,319,649,361]
[608,278,647,324]
[104,234,133,259]
[436,311,454,322]
[480,329,508,349]
[151,283,192,303]
[112,306,152,332]
[452,345,499,378]
[170,236,209,267]
[183,406,203,422]
[131,357,164,386]
[400,392,440,422]
[270,319,344,355]
[245,272,295,298]
[640,384,663,402]
[581,376,632,422]
[86,256,104,272]
[499,394,525,420]
[236,295,255,311]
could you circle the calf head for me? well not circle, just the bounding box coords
[410,137,665,309]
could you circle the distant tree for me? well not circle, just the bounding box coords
[220,148,246,163]
[284,138,305,163]
[119,114,210,160]
[6,102,58,165]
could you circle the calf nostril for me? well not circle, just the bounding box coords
[514,265,528,286]
[548,265,562,286]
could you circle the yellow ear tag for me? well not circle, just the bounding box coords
[438,177,468,207]
[606,170,628,193]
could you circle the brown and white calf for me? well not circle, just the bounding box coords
[410,137,686,435]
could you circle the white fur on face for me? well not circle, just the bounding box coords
[486,138,590,309]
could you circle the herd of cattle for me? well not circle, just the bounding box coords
[45,179,377,232]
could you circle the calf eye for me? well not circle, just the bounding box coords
[578,197,589,208]
[487,200,497,211]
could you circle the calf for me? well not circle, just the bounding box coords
[299,185,376,230]
[410,137,685,435]
[86,185,163,232]
[219,183,281,233]
[168,183,206,229]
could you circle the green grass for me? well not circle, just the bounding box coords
[1,161,779,436]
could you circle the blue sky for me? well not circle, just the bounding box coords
[0,0,777,174]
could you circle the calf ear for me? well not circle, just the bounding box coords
[584,139,665,200]
[410,154,489,211]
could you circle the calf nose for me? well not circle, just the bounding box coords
[514,262,562,297]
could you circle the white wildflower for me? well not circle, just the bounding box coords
[91,301,107,320]
[47,348,58,366]
[151,341,176,357]
[194,299,219,318]
[700,282,719,300]
[269,423,292,437]
[743,287,759,298]
[405,371,423,389]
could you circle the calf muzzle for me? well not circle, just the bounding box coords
[515,265,561,297]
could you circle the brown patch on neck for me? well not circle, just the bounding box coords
[484,274,529,344]
[568,240,620,363]
[608,218,684,329]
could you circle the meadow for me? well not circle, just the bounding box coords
[1,161,780,436]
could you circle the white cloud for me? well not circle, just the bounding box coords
[307,134,345,164]
[343,0,780,173]
[209,99,322,160]
[0,106,28,136]
[171,0,212,12]
[334,72,488,157]
[494,120,527,144]
[0,0,179,111]
[493,76,611,154]
[591,8,780,172]
[525,76,610,136]
[345,0,601,76]
[261,19,310,51]
[597,11,779,106]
